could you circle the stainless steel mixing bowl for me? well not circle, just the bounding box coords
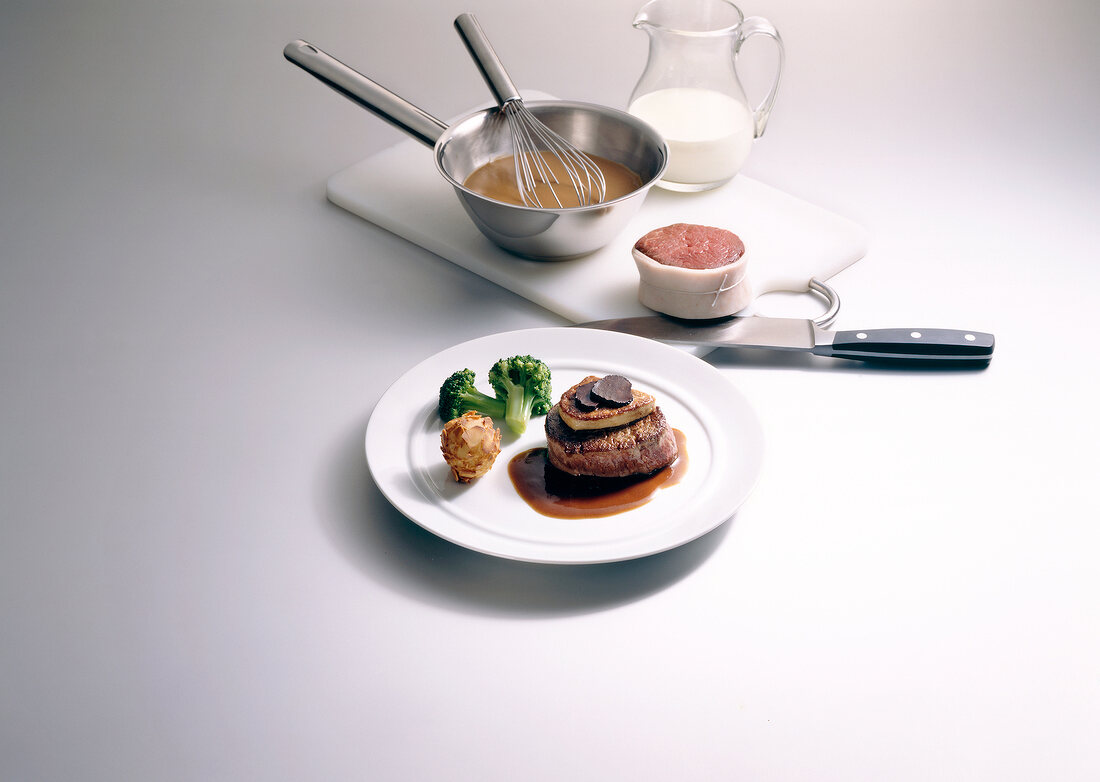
[285,40,669,260]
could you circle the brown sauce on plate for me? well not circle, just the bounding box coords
[463,152,642,208]
[508,429,688,519]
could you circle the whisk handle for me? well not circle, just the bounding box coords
[454,13,522,107]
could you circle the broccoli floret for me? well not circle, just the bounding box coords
[487,355,553,435]
[438,369,506,422]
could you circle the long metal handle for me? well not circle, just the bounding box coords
[283,40,447,147]
[453,13,521,106]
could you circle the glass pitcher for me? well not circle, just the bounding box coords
[627,0,784,191]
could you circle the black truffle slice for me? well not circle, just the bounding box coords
[572,381,599,411]
[592,375,633,407]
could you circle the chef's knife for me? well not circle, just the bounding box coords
[578,315,994,363]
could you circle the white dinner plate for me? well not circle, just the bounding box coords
[365,327,764,564]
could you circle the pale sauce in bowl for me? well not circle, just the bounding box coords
[463,152,642,208]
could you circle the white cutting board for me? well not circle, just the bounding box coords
[327,106,867,323]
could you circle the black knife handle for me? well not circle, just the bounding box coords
[820,328,995,362]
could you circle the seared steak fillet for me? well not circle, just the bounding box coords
[545,404,678,478]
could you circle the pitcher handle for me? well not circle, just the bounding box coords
[735,16,785,138]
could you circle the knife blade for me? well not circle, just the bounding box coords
[578,315,994,363]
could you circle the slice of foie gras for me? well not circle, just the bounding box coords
[558,375,656,431]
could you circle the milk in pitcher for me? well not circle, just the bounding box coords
[628,87,755,188]
[628,0,784,191]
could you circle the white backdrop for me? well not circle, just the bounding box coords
[1,1,1098,779]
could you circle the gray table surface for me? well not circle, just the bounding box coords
[3,1,1098,779]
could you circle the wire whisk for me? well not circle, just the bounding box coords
[455,14,607,209]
